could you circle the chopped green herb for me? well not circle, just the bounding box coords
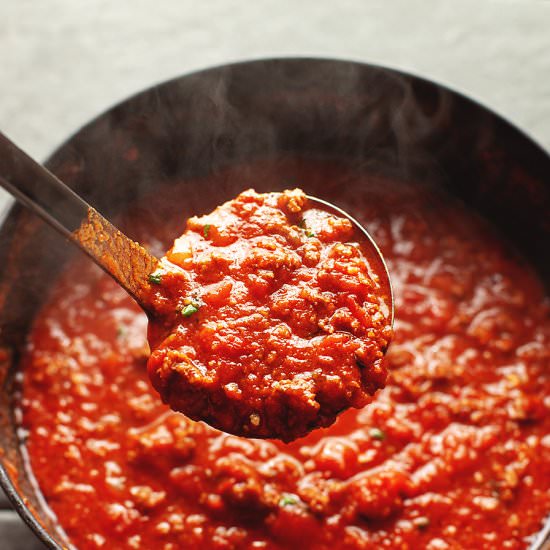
[148,272,163,285]
[116,325,126,338]
[279,493,299,507]
[180,303,200,317]
[414,516,430,530]
[298,219,315,237]
[369,427,386,441]
[203,224,211,238]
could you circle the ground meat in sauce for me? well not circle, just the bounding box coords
[20,160,550,550]
[146,188,392,442]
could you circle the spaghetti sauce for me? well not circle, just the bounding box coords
[20,160,550,549]
[146,188,392,441]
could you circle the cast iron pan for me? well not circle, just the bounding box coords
[0,58,548,549]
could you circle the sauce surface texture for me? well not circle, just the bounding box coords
[21,160,550,549]
[147,188,392,441]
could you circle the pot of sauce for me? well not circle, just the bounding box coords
[0,58,548,549]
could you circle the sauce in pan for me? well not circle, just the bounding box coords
[146,188,392,442]
[21,159,550,549]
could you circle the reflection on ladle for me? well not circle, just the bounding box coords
[0,131,160,312]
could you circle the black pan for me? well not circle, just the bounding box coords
[0,58,548,549]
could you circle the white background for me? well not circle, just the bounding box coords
[1,0,549,547]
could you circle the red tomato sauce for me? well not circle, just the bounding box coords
[146,188,392,442]
[20,159,550,549]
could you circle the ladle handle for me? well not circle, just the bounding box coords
[0,131,159,312]
[0,132,89,237]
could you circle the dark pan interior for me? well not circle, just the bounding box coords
[0,58,548,549]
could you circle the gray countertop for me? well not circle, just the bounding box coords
[1,0,550,547]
